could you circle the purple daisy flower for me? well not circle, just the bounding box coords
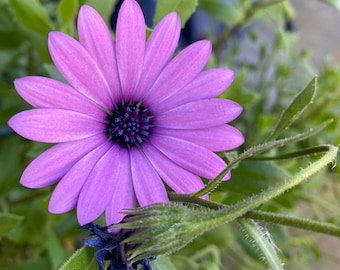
[8,0,244,226]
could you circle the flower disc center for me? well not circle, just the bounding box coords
[106,103,152,146]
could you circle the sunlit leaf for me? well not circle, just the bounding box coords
[154,0,199,28]
[58,0,79,25]
[10,0,51,34]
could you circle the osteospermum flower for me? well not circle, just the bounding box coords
[8,0,244,226]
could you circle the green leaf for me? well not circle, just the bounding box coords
[320,0,340,10]
[59,246,97,270]
[225,160,289,197]
[1,258,50,270]
[0,213,23,237]
[199,0,242,24]
[269,76,317,139]
[27,31,51,63]
[85,0,117,23]
[9,0,51,34]
[46,228,68,270]
[58,0,79,25]
[154,0,199,28]
[0,30,24,50]
[238,219,283,270]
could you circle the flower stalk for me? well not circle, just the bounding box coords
[117,144,338,262]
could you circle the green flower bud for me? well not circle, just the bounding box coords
[115,203,219,263]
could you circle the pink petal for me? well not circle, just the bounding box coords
[8,109,105,143]
[130,147,169,206]
[106,148,135,227]
[48,141,112,214]
[142,143,205,194]
[132,12,180,102]
[77,144,123,225]
[116,0,145,101]
[151,68,234,113]
[48,32,113,109]
[153,125,244,152]
[142,40,212,107]
[153,99,243,129]
[78,5,122,102]
[14,76,106,119]
[150,135,230,180]
[20,134,106,188]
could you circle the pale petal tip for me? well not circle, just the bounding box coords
[78,4,100,21]
[19,178,35,188]
[198,39,212,54]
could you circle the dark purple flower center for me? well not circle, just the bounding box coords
[106,102,152,146]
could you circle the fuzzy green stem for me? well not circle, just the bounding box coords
[122,145,337,262]
[206,145,337,226]
[248,145,331,160]
[245,210,340,237]
[169,194,340,237]
[194,121,333,197]
[174,145,338,234]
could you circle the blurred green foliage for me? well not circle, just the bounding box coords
[0,0,340,269]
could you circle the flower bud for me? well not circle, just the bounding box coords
[115,203,218,263]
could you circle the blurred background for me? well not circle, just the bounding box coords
[1,0,340,269]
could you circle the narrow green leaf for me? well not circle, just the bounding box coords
[154,0,199,28]
[10,0,51,34]
[269,76,317,139]
[238,219,284,270]
[0,213,23,237]
[320,0,340,10]
[59,246,97,270]
[58,0,79,25]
